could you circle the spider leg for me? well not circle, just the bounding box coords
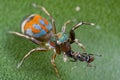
[69,21,95,43]
[63,52,68,62]
[17,47,48,68]
[71,21,95,31]
[61,20,71,33]
[74,39,86,52]
[51,49,61,79]
[32,3,57,34]
[9,31,43,45]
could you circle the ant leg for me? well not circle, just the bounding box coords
[74,39,86,52]
[87,63,96,68]
[51,49,61,79]
[9,31,43,45]
[61,20,71,33]
[32,3,57,34]
[90,54,102,57]
[17,47,48,68]
[69,21,95,43]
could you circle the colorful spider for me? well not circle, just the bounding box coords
[9,3,100,79]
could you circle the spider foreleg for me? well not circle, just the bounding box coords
[69,21,95,43]
[74,39,86,52]
[71,21,95,31]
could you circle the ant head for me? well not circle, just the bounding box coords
[86,54,102,63]
[87,54,94,63]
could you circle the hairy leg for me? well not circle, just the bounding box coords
[17,47,48,68]
[71,21,95,31]
[32,3,57,34]
[69,21,95,43]
[74,39,86,52]
[51,49,61,79]
[61,20,71,33]
[9,31,43,45]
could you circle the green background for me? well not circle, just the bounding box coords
[0,0,120,80]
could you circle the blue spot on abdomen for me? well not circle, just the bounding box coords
[34,29,47,38]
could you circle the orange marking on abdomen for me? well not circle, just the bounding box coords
[39,23,48,32]
[31,26,40,33]
[24,20,40,34]
[24,14,49,33]
[42,18,49,25]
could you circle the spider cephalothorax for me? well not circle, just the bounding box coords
[9,3,99,80]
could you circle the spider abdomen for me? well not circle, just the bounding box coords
[21,14,53,42]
